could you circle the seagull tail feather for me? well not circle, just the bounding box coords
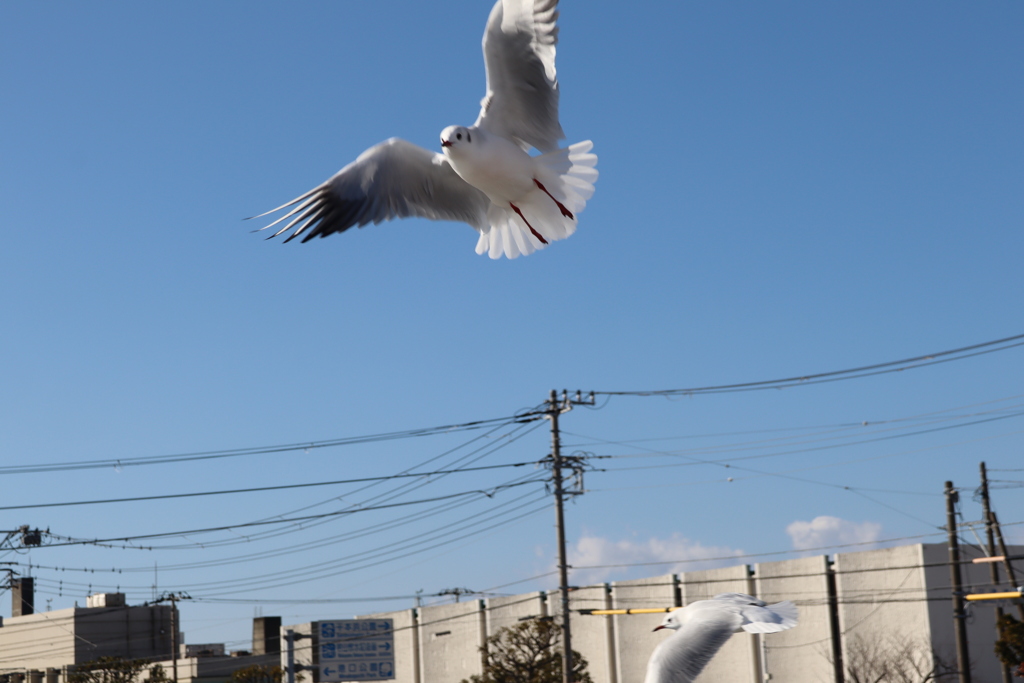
[474,141,598,260]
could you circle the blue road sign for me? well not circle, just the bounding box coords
[317,619,394,682]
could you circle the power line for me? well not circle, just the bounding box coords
[34,479,547,549]
[97,419,544,554]
[562,393,1024,451]
[594,332,1024,396]
[26,474,547,576]
[0,414,527,475]
[588,402,1024,465]
[29,491,552,598]
[0,460,536,511]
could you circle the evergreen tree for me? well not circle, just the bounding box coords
[68,657,148,683]
[995,613,1024,678]
[461,618,592,683]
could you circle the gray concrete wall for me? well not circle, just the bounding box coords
[834,544,941,681]
[484,593,546,635]
[0,608,76,673]
[0,605,173,673]
[151,654,279,683]
[568,585,614,683]
[7,542,1011,683]
[922,543,1020,682]
[279,621,317,683]
[835,543,932,642]
[680,565,758,683]
[73,605,174,663]
[362,610,418,683]
[610,574,677,683]
[755,555,837,683]
[416,601,485,683]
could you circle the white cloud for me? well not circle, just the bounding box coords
[566,533,745,586]
[786,516,882,552]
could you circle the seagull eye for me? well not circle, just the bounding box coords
[456,133,462,140]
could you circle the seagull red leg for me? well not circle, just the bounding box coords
[533,179,574,219]
[509,202,548,244]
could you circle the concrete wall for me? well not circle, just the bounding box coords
[568,586,614,683]
[755,555,837,683]
[484,593,546,635]
[4,542,1004,683]
[253,616,282,656]
[152,654,279,683]
[680,565,759,683]
[610,574,677,683]
[0,609,76,673]
[0,605,173,673]
[922,543,1016,682]
[279,621,317,683]
[73,605,174,663]
[834,544,935,679]
[416,601,485,683]
[361,610,418,683]
[831,542,1024,682]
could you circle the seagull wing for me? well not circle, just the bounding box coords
[709,593,798,633]
[711,593,766,607]
[251,138,490,243]
[474,0,564,152]
[644,609,743,683]
[738,601,799,634]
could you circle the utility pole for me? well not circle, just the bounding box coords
[151,592,190,683]
[285,628,308,683]
[285,629,296,683]
[945,481,971,683]
[549,389,573,683]
[990,510,1024,620]
[542,389,594,683]
[171,597,179,683]
[980,462,1012,683]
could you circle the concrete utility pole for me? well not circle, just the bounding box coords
[979,462,1012,683]
[151,591,189,683]
[944,481,971,683]
[285,629,296,683]
[989,510,1024,620]
[170,595,180,683]
[548,389,573,683]
[542,389,594,683]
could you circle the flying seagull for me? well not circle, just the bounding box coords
[643,593,799,683]
[250,0,598,259]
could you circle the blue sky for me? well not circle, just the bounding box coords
[2,0,1022,653]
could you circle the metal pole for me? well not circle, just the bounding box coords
[980,462,1012,683]
[945,481,971,683]
[286,629,296,683]
[549,389,574,683]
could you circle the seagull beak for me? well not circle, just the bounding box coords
[441,139,452,148]
[652,625,666,632]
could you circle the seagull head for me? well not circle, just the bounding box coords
[653,610,683,632]
[440,125,473,153]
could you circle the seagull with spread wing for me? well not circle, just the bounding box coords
[251,0,598,259]
[644,593,799,683]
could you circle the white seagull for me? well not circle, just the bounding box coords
[643,593,798,683]
[251,0,598,260]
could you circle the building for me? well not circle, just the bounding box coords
[284,542,1022,683]
[0,594,173,674]
[0,592,279,683]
